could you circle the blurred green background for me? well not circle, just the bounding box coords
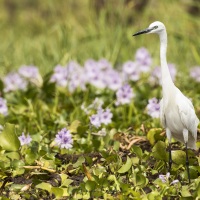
[0,0,199,75]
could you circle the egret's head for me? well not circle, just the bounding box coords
[133,21,165,36]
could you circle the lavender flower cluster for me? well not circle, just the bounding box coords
[55,128,73,149]
[50,48,153,92]
[146,98,160,118]
[90,108,113,128]
[18,132,32,146]
[0,97,8,116]
[3,65,42,92]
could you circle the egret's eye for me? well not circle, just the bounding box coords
[154,26,158,29]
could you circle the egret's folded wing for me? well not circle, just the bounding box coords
[176,91,199,140]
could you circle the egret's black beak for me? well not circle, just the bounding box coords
[133,28,152,36]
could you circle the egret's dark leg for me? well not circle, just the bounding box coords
[166,128,172,172]
[168,142,172,172]
[183,129,190,183]
[185,142,191,183]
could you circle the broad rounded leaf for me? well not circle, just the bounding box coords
[147,128,163,145]
[25,149,38,164]
[51,187,64,198]
[172,150,185,165]
[68,120,81,133]
[73,156,85,168]
[85,180,97,191]
[0,123,20,151]
[36,182,52,192]
[135,173,148,186]
[118,156,132,173]
[152,141,167,162]
[131,145,143,158]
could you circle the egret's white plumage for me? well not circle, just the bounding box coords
[133,21,199,149]
[133,21,199,182]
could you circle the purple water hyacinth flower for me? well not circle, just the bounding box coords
[18,65,43,86]
[18,132,32,146]
[115,84,135,105]
[106,69,123,91]
[97,58,112,70]
[122,61,141,81]
[90,71,107,89]
[190,66,200,82]
[135,47,152,72]
[67,61,87,92]
[3,72,27,92]
[50,65,68,87]
[0,97,8,116]
[90,108,113,127]
[158,172,179,185]
[84,59,107,89]
[18,65,39,79]
[55,128,73,149]
[159,172,170,183]
[150,63,177,84]
[98,108,113,125]
[90,114,101,128]
[147,98,160,118]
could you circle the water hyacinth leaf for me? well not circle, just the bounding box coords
[36,182,52,192]
[152,141,167,162]
[62,178,73,187]
[85,180,97,191]
[147,191,162,200]
[181,167,198,180]
[131,157,140,164]
[5,152,20,160]
[171,150,185,165]
[135,173,147,186]
[25,149,39,164]
[118,156,132,173]
[68,120,81,133]
[51,187,64,198]
[11,160,25,169]
[131,145,143,158]
[0,123,20,151]
[9,184,25,191]
[181,186,191,197]
[147,128,163,145]
[73,156,85,168]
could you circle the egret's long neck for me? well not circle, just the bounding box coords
[159,30,174,97]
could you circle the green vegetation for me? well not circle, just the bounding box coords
[0,0,200,199]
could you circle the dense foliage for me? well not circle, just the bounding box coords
[0,0,200,199]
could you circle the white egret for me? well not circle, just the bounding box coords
[133,21,199,183]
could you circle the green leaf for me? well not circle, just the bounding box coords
[147,128,163,145]
[172,150,185,165]
[0,123,20,151]
[25,149,38,164]
[51,187,64,198]
[68,120,81,133]
[118,156,132,173]
[36,182,52,192]
[135,173,148,186]
[85,180,97,191]
[131,145,143,158]
[152,141,167,162]
[73,156,85,168]
[11,160,25,169]
[181,185,191,197]
[60,173,73,187]
[5,152,20,160]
